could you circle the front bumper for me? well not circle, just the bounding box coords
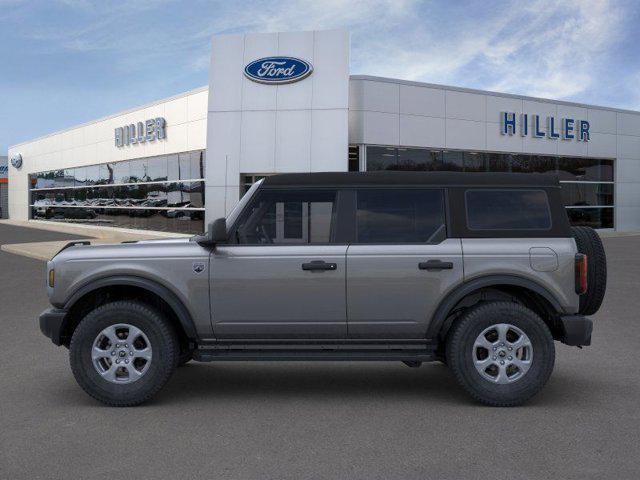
[39,308,68,346]
[559,314,593,346]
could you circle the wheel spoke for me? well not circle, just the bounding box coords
[92,346,111,361]
[496,323,509,344]
[495,364,510,384]
[473,336,494,350]
[474,356,493,368]
[509,336,532,351]
[133,347,152,361]
[99,363,118,382]
[125,365,143,381]
[511,357,532,374]
[102,325,119,346]
[126,325,144,345]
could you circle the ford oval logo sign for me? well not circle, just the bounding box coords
[10,153,23,169]
[244,56,313,85]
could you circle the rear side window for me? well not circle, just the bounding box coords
[356,189,446,243]
[465,189,551,230]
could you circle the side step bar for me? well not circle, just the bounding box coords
[194,342,438,362]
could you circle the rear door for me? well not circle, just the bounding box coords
[210,188,348,339]
[346,188,463,338]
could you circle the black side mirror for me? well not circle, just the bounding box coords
[194,217,227,246]
[211,217,227,243]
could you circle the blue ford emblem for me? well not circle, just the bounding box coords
[244,56,313,84]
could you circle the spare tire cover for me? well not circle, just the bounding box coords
[571,226,607,316]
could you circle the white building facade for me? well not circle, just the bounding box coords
[7,29,640,233]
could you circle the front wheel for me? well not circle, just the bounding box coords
[70,301,178,407]
[445,301,555,407]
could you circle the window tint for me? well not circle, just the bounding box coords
[466,189,551,230]
[356,189,446,243]
[235,190,337,244]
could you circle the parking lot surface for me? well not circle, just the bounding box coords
[1,223,639,480]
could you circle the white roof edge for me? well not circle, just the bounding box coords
[9,85,209,150]
[350,75,640,116]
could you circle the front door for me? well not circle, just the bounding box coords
[210,188,347,339]
[346,188,463,338]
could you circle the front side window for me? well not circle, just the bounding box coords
[234,189,337,245]
[466,189,551,230]
[356,189,446,243]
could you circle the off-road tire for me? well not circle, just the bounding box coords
[446,301,555,407]
[571,226,607,315]
[70,300,178,407]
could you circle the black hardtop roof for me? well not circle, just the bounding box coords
[262,171,560,187]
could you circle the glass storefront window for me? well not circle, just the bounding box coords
[365,146,615,229]
[566,207,614,229]
[28,150,206,234]
[557,158,613,182]
[111,161,130,184]
[129,159,148,183]
[562,183,614,207]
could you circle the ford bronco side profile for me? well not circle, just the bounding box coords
[39,172,606,407]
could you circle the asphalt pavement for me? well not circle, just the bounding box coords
[1,223,639,480]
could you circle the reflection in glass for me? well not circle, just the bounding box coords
[111,161,130,184]
[463,152,487,172]
[557,158,613,182]
[148,155,168,182]
[74,167,87,187]
[561,183,614,207]
[84,165,99,185]
[129,159,148,183]
[167,154,180,181]
[566,208,613,228]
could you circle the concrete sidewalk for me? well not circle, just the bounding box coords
[0,219,190,261]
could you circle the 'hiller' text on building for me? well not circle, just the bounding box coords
[501,112,590,141]
[115,117,166,147]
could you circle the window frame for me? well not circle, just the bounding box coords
[464,188,553,232]
[351,186,449,245]
[227,187,345,246]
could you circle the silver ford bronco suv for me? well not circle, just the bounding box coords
[39,172,606,407]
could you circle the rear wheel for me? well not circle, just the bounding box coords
[571,226,607,315]
[446,301,555,407]
[70,300,178,407]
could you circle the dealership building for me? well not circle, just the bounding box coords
[7,29,640,234]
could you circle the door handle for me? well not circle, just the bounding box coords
[419,260,454,271]
[302,260,338,271]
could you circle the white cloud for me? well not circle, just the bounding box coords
[6,0,632,104]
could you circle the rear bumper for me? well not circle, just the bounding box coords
[39,308,68,346]
[559,314,593,346]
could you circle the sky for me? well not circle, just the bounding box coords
[1,0,639,153]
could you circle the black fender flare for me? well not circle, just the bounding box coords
[63,275,198,339]
[426,274,564,339]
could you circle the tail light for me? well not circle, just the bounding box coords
[575,254,587,295]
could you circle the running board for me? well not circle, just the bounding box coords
[194,342,437,362]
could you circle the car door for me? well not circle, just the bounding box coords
[346,188,463,338]
[210,188,347,339]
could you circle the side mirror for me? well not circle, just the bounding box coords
[211,217,227,243]
[194,217,227,247]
